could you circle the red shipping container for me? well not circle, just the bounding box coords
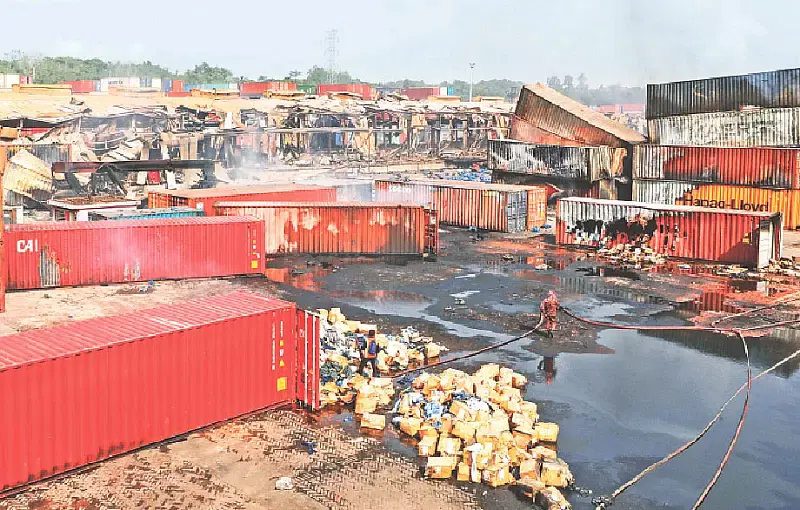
[215,202,438,256]
[633,145,800,189]
[316,83,376,100]
[171,79,184,92]
[61,80,95,94]
[148,185,337,216]
[240,81,297,95]
[0,290,321,492]
[401,87,441,101]
[555,197,783,267]
[4,216,264,290]
[374,179,547,232]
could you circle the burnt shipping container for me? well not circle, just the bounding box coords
[4,216,264,290]
[374,179,547,232]
[633,145,800,189]
[487,139,627,182]
[0,291,321,492]
[148,184,337,216]
[512,84,645,148]
[632,179,800,230]
[556,197,782,267]
[646,108,800,147]
[215,202,438,256]
[646,68,800,120]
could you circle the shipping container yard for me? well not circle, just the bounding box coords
[3,10,800,510]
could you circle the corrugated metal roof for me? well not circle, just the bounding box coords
[380,177,545,192]
[159,184,331,199]
[216,201,421,208]
[0,291,292,371]
[515,84,646,145]
[4,215,259,232]
[3,149,55,199]
[558,196,780,218]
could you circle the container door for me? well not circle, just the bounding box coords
[296,310,321,410]
[757,219,774,268]
[424,208,439,255]
[505,191,527,233]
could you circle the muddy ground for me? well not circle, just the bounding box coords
[2,226,800,510]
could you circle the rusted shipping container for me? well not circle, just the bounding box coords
[646,68,800,120]
[487,139,626,182]
[215,202,438,256]
[147,185,337,216]
[556,197,782,267]
[0,291,321,492]
[4,216,264,290]
[633,145,800,189]
[647,108,800,147]
[512,84,645,148]
[633,179,800,230]
[374,179,547,232]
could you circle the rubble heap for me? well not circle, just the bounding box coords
[355,363,573,509]
[319,308,448,408]
[596,240,666,268]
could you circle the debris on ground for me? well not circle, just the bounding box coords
[318,308,448,407]
[758,258,800,278]
[596,240,667,268]
[361,363,574,505]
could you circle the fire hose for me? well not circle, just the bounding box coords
[390,304,800,509]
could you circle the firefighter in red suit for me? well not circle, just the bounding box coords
[540,291,560,337]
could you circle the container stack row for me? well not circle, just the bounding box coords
[637,67,800,228]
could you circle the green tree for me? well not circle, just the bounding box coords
[181,62,235,84]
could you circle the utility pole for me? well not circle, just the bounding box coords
[325,30,339,84]
[469,62,476,102]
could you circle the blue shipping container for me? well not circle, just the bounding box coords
[162,79,172,92]
[447,86,455,96]
[87,207,205,221]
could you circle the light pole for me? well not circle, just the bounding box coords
[469,62,476,102]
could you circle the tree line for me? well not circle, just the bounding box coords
[0,54,645,105]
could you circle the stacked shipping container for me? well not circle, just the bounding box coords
[487,139,627,199]
[148,185,337,216]
[0,291,321,492]
[373,179,547,232]
[640,67,800,228]
[215,202,438,256]
[556,197,782,267]
[4,217,264,290]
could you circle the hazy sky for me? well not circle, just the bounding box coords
[3,0,798,86]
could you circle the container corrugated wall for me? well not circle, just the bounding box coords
[647,108,800,147]
[646,68,800,119]
[633,179,800,229]
[4,216,264,290]
[487,140,626,181]
[0,291,320,492]
[148,185,337,216]
[633,145,800,188]
[556,197,782,267]
[374,180,547,232]
[215,202,436,256]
